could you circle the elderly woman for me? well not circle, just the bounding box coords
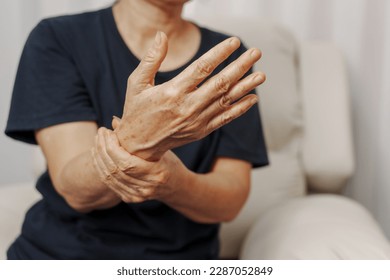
[5,0,267,259]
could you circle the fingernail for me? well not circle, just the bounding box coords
[254,73,265,82]
[112,115,120,121]
[229,37,239,46]
[154,31,162,47]
[250,48,260,58]
[251,97,258,105]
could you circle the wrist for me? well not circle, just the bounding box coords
[114,126,167,161]
[158,153,194,203]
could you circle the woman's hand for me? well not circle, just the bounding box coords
[116,31,266,161]
[92,127,183,203]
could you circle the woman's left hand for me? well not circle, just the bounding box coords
[92,127,182,203]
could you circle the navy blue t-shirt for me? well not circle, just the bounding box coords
[5,7,268,260]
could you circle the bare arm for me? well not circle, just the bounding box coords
[36,119,250,221]
[35,121,121,212]
[96,128,251,223]
[163,157,251,223]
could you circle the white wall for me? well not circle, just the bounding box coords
[0,0,34,184]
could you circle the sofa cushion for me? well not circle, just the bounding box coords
[0,183,41,260]
[240,195,390,259]
[219,151,305,258]
[186,17,307,259]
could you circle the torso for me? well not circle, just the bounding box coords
[8,7,229,260]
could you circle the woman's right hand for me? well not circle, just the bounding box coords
[115,31,266,161]
[93,127,185,204]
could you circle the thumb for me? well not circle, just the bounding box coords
[127,31,168,93]
[112,116,121,130]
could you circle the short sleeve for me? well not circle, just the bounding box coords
[215,44,268,168]
[5,19,97,144]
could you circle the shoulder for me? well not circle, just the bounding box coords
[38,8,105,33]
[198,25,249,57]
[199,26,231,44]
[27,8,108,52]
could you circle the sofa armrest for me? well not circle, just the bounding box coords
[0,182,40,260]
[240,195,390,259]
[300,43,355,192]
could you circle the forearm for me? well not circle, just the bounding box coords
[160,159,250,224]
[35,122,123,213]
[55,149,121,213]
[83,128,251,222]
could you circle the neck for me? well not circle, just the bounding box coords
[112,0,200,72]
[113,0,186,42]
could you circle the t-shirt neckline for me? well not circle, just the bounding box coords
[104,6,207,78]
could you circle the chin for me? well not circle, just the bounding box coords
[147,0,189,4]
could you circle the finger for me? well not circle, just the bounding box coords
[93,143,128,194]
[92,144,108,184]
[96,130,144,198]
[196,72,265,123]
[196,48,262,105]
[127,31,168,93]
[206,94,258,133]
[106,130,155,175]
[101,130,158,199]
[106,175,144,204]
[169,37,241,93]
[97,128,119,176]
[92,131,110,182]
[224,72,265,104]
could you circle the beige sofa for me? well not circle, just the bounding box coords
[197,16,390,259]
[1,17,390,260]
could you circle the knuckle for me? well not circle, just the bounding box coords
[127,74,136,86]
[141,189,155,200]
[181,98,195,116]
[132,196,145,203]
[221,113,233,125]
[108,166,119,176]
[144,48,157,63]
[104,173,113,183]
[118,160,135,173]
[237,63,247,74]
[157,170,169,186]
[121,196,132,203]
[122,194,145,204]
[188,106,200,121]
[214,75,230,93]
[196,59,213,77]
[164,84,179,97]
[176,105,189,118]
[122,196,134,204]
[219,94,231,108]
[201,125,210,137]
